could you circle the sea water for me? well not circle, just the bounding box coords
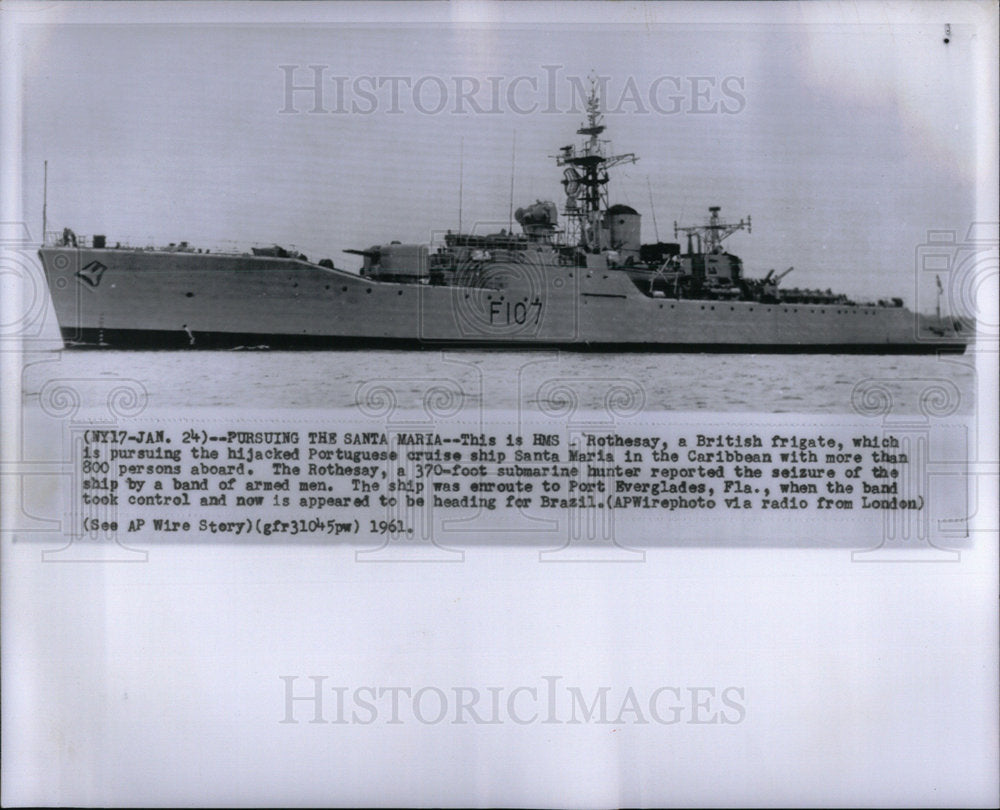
[20,349,977,415]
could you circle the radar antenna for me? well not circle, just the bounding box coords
[674,206,751,254]
[553,73,637,252]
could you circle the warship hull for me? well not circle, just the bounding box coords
[39,247,967,353]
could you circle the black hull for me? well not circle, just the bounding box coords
[59,328,968,354]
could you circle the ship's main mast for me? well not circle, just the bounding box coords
[554,77,637,253]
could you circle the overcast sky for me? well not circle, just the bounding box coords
[16,3,982,304]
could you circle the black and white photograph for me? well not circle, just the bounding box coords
[2,1,997,806]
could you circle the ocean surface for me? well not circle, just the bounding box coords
[21,348,977,415]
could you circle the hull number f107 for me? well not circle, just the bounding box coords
[489,299,542,326]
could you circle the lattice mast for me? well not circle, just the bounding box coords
[554,77,637,252]
[674,206,751,254]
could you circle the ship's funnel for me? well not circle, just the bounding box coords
[602,204,641,260]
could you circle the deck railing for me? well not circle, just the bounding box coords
[42,229,314,258]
